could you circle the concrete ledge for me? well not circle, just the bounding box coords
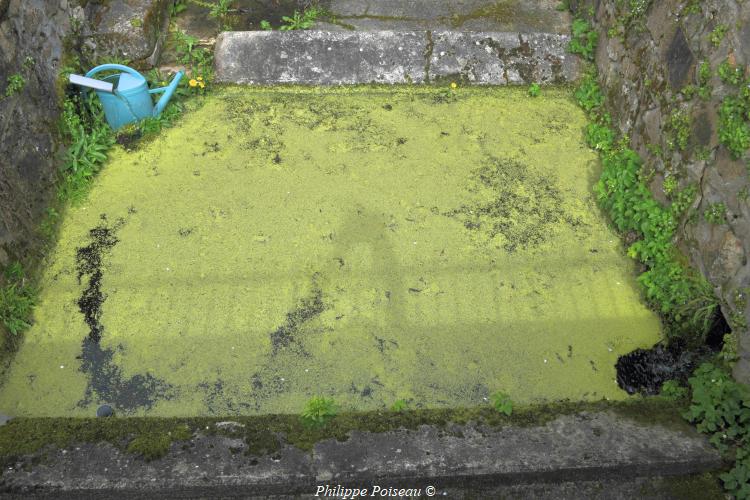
[214,30,580,85]
[0,411,724,497]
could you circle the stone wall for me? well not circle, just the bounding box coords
[0,0,80,266]
[573,0,750,383]
[0,0,168,270]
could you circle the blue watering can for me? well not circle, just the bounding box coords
[69,64,184,130]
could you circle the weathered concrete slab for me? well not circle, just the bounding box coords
[0,411,724,497]
[429,31,577,84]
[325,0,571,34]
[214,30,579,85]
[215,31,427,84]
[314,412,722,484]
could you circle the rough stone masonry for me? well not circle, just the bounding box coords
[570,0,750,384]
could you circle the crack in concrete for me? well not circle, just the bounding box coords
[424,30,434,83]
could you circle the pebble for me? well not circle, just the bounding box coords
[96,405,114,418]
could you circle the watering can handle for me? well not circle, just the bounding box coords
[85,64,144,80]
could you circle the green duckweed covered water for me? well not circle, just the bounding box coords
[0,86,661,416]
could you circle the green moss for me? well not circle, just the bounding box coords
[640,472,726,499]
[0,417,194,462]
[0,398,692,461]
[126,423,191,460]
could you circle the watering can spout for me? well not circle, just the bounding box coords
[151,71,184,117]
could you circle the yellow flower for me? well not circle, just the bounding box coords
[450,82,457,89]
[198,82,205,89]
[189,79,198,87]
[196,76,203,81]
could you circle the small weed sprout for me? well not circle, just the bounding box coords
[528,83,541,97]
[682,0,701,15]
[0,263,36,336]
[718,60,744,86]
[4,73,25,98]
[260,20,272,30]
[169,0,188,17]
[301,396,337,427]
[697,61,712,100]
[718,96,750,159]
[709,24,728,47]
[667,110,690,151]
[704,202,727,224]
[662,175,678,196]
[391,399,407,412]
[490,392,513,416]
[280,7,322,31]
[188,0,235,29]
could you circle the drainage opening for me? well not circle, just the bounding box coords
[615,308,731,395]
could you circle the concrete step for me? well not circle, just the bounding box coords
[214,30,579,85]
[0,409,726,498]
[320,0,571,33]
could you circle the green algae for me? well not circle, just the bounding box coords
[0,85,661,417]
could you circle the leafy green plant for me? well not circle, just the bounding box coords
[568,18,598,61]
[697,61,712,100]
[585,121,615,151]
[682,0,701,15]
[666,109,690,151]
[660,379,688,400]
[0,263,36,336]
[573,60,717,340]
[704,202,727,224]
[301,396,337,427]
[684,363,750,498]
[3,73,25,98]
[718,96,750,160]
[260,20,272,30]
[718,61,745,86]
[280,7,322,31]
[669,184,697,217]
[171,28,214,82]
[662,175,678,196]
[391,399,407,412]
[490,392,513,416]
[528,83,541,97]
[574,70,604,112]
[709,24,729,47]
[57,95,115,203]
[169,0,188,17]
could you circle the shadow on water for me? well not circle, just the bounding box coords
[74,213,174,413]
[615,310,731,395]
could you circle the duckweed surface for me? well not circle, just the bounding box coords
[0,86,661,416]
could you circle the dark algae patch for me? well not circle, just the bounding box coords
[74,214,174,413]
[75,215,122,344]
[270,275,327,356]
[444,156,586,252]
